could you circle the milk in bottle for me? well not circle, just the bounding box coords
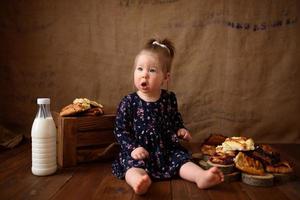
[31,98,57,176]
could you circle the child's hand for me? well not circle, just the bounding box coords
[131,147,149,160]
[177,128,192,141]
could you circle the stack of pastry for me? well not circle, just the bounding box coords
[236,144,294,185]
[207,145,237,174]
[195,134,226,170]
[60,98,104,117]
[207,136,255,172]
[197,135,294,185]
[198,134,240,182]
[206,136,253,182]
[200,134,227,161]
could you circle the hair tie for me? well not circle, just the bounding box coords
[152,41,170,54]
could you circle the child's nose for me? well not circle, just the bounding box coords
[142,70,149,78]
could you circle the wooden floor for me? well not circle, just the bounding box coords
[1,141,300,200]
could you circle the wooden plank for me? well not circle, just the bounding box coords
[0,143,31,182]
[276,180,300,200]
[51,162,111,200]
[172,178,210,200]
[0,142,74,200]
[207,182,251,200]
[77,114,115,131]
[0,140,30,163]
[4,167,74,200]
[0,161,34,200]
[132,180,171,200]
[77,129,115,147]
[56,115,64,167]
[57,117,78,167]
[92,173,133,200]
[31,169,74,200]
[240,181,290,200]
[1,143,299,200]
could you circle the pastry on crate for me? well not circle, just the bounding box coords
[60,103,90,116]
[79,107,104,116]
[60,98,104,117]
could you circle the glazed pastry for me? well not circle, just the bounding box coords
[234,152,265,175]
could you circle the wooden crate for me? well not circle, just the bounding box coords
[53,112,119,167]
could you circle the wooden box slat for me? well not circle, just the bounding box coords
[77,130,116,147]
[77,114,116,131]
[58,117,78,167]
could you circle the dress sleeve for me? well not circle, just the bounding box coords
[169,92,185,132]
[114,96,138,154]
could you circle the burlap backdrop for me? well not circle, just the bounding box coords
[0,0,299,143]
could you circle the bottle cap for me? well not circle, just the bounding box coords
[37,98,50,104]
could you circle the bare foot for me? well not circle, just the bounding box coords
[131,174,151,195]
[196,167,224,189]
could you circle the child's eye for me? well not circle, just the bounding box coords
[136,66,143,71]
[149,68,157,73]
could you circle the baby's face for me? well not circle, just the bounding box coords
[134,52,166,95]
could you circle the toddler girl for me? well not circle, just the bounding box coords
[112,38,224,195]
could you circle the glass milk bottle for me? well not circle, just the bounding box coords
[31,98,57,176]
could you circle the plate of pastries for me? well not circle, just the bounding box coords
[192,134,295,186]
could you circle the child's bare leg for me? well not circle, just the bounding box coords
[179,161,224,189]
[125,167,152,195]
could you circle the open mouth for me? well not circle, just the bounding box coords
[141,82,147,87]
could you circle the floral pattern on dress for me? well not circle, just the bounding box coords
[112,89,191,180]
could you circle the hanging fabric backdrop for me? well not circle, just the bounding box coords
[0,0,299,143]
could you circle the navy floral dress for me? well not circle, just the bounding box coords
[112,89,191,180]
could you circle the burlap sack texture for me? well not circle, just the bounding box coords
[0,0,299,144]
